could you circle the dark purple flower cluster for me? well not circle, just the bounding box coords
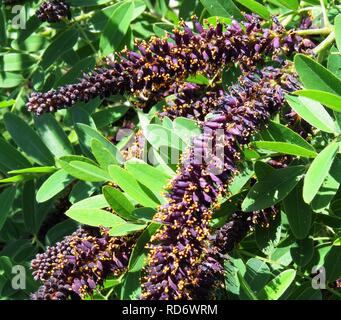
[141,65,300,300]
[121,130,145,161]
[192,207,279,299]
[27,14,313,115]
[31,274,74,300]
[36,0,71,23]
[267,155,293,169]
[31,227,135,300]
[161,82,224,121]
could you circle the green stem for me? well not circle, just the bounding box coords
[104,287,114,300]
[73,11,95,23]
[142,11,173,25]
[281,14,295,27]
[295,27,332,36]
[32,234,45,250]
[313,31,336,54]
[199,8,207,23]
[73,21,98,57]
[320,0,331,27]
[11,86,25,112]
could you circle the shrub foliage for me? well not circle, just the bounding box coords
[0,0,341,300]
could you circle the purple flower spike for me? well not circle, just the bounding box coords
[30,227,136,300]
[142,64,300,300]
[36,1,71,23]
[27,14,313,115]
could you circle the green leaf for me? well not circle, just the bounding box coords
[0,187,16,231]
[224,257,246,295]
[228,163,254,195]
[272,0,298,10]
[0,72,23,88]
[173,117,201,146]
[235,0,270,19]
[0,174,35,184]
[71,103,97,129]
[108,165,159,208]
[65,208,125,227]
[100,1,134,56]
[102,186,135,220]
[11,34,46,53]
[254,161,275,180]
[0,136,30,171]
[75,123,123,164]
[255,213,281,255]
[22,181,36,233]
[294,89,341,113]
[92,106,129,128]
[316,213,341,228]
[132,0,146,19]
[328,46,341,79]
[295,285,322,300]
[125,161,171,196]
[254,141,316,158]
[90,139,119,169]
[36,169,73,203]
[153,23,174,38]
[258,121,316,152]
[0,100,15,109]
[283,182,313,239]
[331,198,341,217]
[199,0,242,20]
[324,246,341,282]
[54,56,96,86]
[242,165,305,212]
[204,16,233,28]
[258,269,296,300]
[45,219,78,246]
[40,29,79,69]
[4,113,54,166]
[286,95,338,133]
[0,53,36,71]
[211,193,242,228]
[69,0,113,6]
[186,74,210,85]
[0,9,6,46]
[121,223,160,299]
[237,271,258,300]
[290,238,314,267]
[59,160,111,182]
[71,195,108,209]
[243,258,271,295]
[311,155,341,212]
[303,142,339,204]
[109,223,146,236]
[69,181,98,204]
[130,207,156,222]
[144,124,184,151]
[8,166,56,175]
[34,114,74,158]
[0,256,12,277]
[58,155,97,165]
[162,117,173,129]
[294,54,341,96]
[335,14,341,52]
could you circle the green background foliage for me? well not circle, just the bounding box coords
[0,0,341,300]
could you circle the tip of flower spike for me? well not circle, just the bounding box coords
[36,0,71,23]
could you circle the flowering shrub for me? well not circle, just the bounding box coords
[0,0,341,301]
